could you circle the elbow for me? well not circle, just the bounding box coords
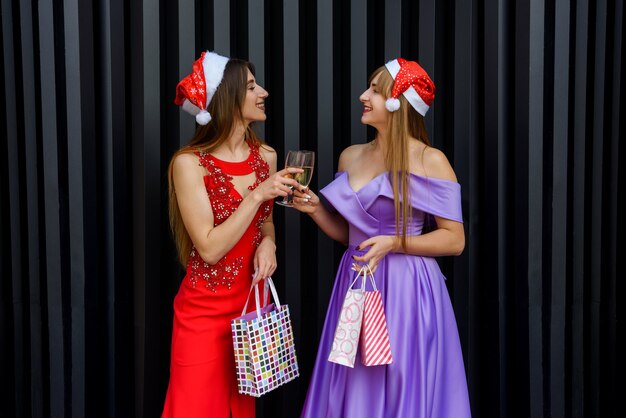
[452,236,465,256]
[196,247,221,265]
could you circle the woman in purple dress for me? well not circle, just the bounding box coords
[292,58,472,417]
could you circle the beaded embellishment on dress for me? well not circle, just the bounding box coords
[187,143,272,291]
[188,249,244,290]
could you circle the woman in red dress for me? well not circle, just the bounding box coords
[162,51,302,418]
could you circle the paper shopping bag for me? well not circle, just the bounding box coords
[328,267,367,367]
[360,266,393,366]
[231,278,299,397]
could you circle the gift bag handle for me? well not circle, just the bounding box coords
[254,270,271,306]
[348,265,369,291]
[365,264,378,292]
[349,264,378,291]
[241,277,282,318]
[263,277,281,308]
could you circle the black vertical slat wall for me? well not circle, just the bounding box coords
[0,1,623,417]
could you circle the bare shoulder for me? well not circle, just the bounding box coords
[258,143,278,174]
[171,151,205,187]
[259,143,277,163]
[421,146,458,182]
[172,151,201,173]
[338,143,367,171]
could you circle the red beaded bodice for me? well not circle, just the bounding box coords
[186,143,272,292]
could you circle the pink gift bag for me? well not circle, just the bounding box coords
[328,267,367,367]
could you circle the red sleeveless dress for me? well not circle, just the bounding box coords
[162,143,272,418]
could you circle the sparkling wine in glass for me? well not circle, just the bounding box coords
[275,150,301,207]
[293,151,315,190]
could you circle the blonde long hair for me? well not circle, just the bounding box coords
[371,66,431,250]
[168,59,263,267]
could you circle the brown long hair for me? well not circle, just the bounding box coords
[370,66,431,250]
[168,59,264,266]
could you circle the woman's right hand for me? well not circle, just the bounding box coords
[291,187,321,214]
[252,167,303,202]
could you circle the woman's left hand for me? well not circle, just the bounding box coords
[253,237,277,285]
[351,235,398,273]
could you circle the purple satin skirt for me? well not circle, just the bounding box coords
[300,247,471,418]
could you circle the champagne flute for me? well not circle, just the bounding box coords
[275,150,315,207]
[292,151,315,192]
[275,151,302,207]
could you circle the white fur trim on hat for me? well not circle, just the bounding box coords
[182,99,200,116]
[385,59,401,79]
[202,51,229,109]
[401,85,430,116]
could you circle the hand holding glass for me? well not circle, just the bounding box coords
[275,150,315,207]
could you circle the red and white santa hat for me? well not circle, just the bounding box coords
[174,51,230,125]
[384,58,435,116]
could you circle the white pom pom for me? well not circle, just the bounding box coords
[385,98,401,112]
[195,110,212,125]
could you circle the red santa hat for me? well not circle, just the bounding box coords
[384,58,435,116]
[174,51,230,125]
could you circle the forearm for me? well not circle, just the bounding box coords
[197,194,264,264]
[309,205,349,245]
[259,219,276,245]
[396,228,465,257]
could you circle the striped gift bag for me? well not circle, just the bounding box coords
[360,267,393,366]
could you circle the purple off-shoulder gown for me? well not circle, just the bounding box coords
[301,172,471,418]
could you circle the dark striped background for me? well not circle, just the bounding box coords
[1,0,623,417]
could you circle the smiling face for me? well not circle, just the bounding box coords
[241,69,269,123]
[359,71,390,130]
